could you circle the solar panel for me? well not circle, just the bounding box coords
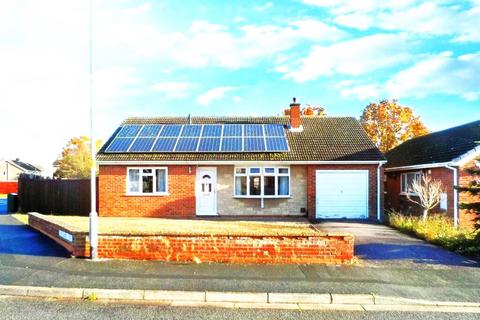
[221,137,242,151]
[266,137,289,151]
[245,137,265,151]
[265,124,285,137]
[223,124,242,136]
[181,125,202,137]
[175,138,199,151]
[105,138,134,152]
[117,125,142,137]
[139,125,162,137]
[244,124,263,136]
[160,125,182,137]
[105,123,289,153]
[152,138,177,151]
[198,138,221,152]
[129,138,156,152]
[202,125,222,137]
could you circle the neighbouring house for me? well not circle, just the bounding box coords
[96,99,386,221]
[0,158,42,181]
[384,120,480,227]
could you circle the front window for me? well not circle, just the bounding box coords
[127,167,168,195]
[234,166,290,197]
[400,171,421,194]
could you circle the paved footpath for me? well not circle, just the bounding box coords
[0,215,479,309]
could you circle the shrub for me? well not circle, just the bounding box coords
[387,211,480,258]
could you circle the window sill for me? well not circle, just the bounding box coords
[233,195,291,199]
[125,193,170,197]
[400,192,418,196]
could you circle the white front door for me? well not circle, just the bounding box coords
[196,167,217,216]
[315,170,369,219]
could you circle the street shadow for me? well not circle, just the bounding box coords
[356,243,479,267]
[0,224,70,257]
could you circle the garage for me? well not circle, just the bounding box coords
[315,170,369,219]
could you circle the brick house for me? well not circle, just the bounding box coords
[384,120,480,227]
[96,100,386,221]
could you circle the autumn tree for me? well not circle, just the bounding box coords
[54,136,102,179]
[360,99,429,153]
[283,104,326,117]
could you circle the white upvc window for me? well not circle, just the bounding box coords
[234,166,290,198]
[127,167,168,195]
[400,171,422,195]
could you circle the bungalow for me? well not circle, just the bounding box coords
[96,99,386,221]
[384,120,480,227]
[0,158,42,181]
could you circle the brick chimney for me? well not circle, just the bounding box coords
[289,97,302,130]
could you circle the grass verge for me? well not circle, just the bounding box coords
[387,212,480,259]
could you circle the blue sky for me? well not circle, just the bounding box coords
[0,0,479,171]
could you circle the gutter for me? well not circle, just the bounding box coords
[445,164,459,228]
[97,160,388,166]
[377,162,383,221]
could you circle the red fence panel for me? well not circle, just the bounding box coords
[0,182,18,194]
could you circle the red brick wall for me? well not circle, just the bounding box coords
[0,181,18,194]
[306,164,381,220]
[459,159,480,227]
[385,168,454,218]
[28,213,354,264]
[385,164,480,228]
[99,165,196,218]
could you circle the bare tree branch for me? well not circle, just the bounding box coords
[406,174,444,222]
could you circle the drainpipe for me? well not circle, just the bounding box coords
[445,164,459,227]
[377,162,383,221]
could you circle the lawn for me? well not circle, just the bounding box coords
[28,213,330,237]
[388,212,480,259]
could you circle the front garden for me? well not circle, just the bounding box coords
[387,212,480,259]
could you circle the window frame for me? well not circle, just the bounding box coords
[233,166,291,198]
[126,167,169,196]
[400,171,422,196]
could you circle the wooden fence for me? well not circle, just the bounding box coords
[18,176,98,216]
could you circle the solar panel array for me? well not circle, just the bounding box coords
[105,124,289,153]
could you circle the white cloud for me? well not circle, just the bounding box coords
[197,86,237,106]
[254,2,273,12]
[303,0,480,42]
[386,51,480,100]
[278,34,411,82]
[232,96,241,103]
[333,12,373,30]
[151,81,196,99]
[340,51,480,101]
[341,84,382,100]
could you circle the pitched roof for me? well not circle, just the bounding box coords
[385,120,480,168]
[9,159,41,172]
[97,116,385,163]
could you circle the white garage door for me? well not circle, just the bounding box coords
[315,170,369,219]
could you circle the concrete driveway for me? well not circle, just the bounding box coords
[320,220,479,268]
[0,215,69,257]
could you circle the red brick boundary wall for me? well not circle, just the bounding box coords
[28,213,354,264]
[0,182,18,194]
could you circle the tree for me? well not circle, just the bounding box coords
[54,136,102,179]
[406,174,444,223]
[458,156,480,230]
[360,99,429,153]
[283,104,326,117]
